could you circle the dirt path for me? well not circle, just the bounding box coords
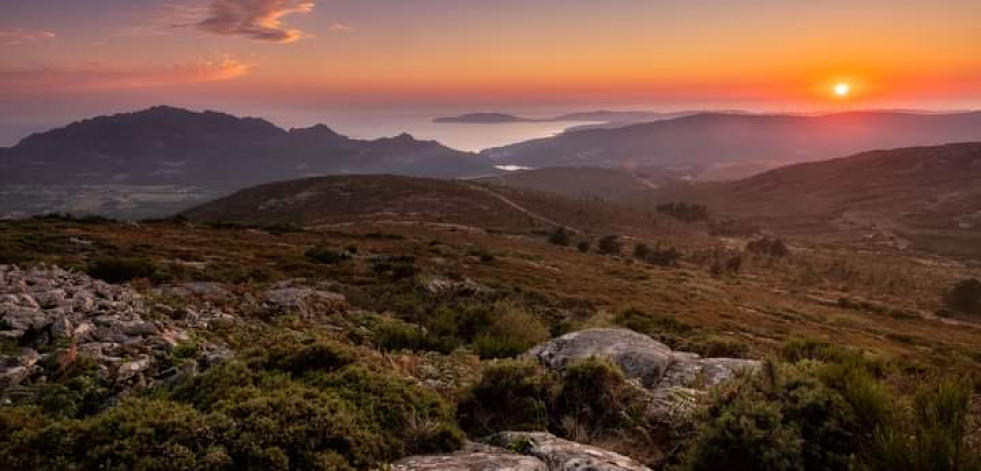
[462,183,578,232]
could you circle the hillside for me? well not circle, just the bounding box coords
[181,174,697,240]
[641,142,981,257]
[483,111,981,169]
[475,167,676,199]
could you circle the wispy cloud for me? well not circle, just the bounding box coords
[329,23,353,33]
[197,0,316,43]
[117,2,211,37]
[0,28,56,46]
[0,59,251,93]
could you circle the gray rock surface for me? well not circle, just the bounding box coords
[394,442,548,471]
[261,283,347,319]
[395,435,651,471]
[487,432,653,471]
[526,328,760,425]
[0,264,227,397]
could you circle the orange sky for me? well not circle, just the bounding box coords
[1,0,980,124]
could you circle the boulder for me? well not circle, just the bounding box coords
[526,328,760,426]
[527,328,674,389]
[487,432,652,471]
[394,442,547,471]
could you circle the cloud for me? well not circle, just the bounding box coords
[329,23,353,33]
[0,28,57,46]
[197,0,316,43]
[0,59,251,93]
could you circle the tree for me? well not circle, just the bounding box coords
[547,227,572,246]
[597,235,622,256]
[945,279,981,315]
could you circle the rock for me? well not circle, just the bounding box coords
[0,366,31,387]
[424,277,485,298]
[262,286,346,319]
[525,329,760,427]
[527,328,674,389]
[486,432,652,471]
[117,356,151,381]
[394,442,548,471]
[35,289,68,309]
[658,357,761,389]
[50,316,74,339]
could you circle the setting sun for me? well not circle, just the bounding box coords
[834,82,852,98]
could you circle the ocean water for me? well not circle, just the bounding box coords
[263,110,592,152]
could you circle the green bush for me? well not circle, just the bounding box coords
[472,304,550,359]
[458,359,558,435]
[305,245,352,265]
[945,279,981,315]
[547,227,572,246]
[86,256,157,283]
[555,357,649,438]
[597,235,622,256]
[4,337,464,470]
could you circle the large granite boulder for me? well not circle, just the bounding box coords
[261,284,347,319]
[394,434,651,471]
[527,328,674,389]
[394,442,547,471]
[526,328,760,425]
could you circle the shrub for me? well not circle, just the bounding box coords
[458,359,558,435]
[305,245,352,265]
[747,237,790,257]
[597,235,622,256]
[86,256,157,283]
[614,308,692,338]
[473,304,550,359]
[656,202,709,223]
[554,357,649,440]
[634,242,650,260]
[577,240,591,253]
[547,227,572,246]
[644,245,682,267]
[945,279,981,315]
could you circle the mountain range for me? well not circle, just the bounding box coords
[0,106,496,191]
[483,111,981,169]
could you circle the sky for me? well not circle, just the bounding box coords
[1,0,980,142]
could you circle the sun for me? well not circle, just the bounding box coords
[834,82,851,98]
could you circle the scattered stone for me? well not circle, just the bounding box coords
[261,285,347,319]
[0,264,229,398]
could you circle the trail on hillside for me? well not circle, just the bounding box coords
[462,183,578,232]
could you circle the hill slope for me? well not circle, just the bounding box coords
[643,142,981,257]
[483,111,981,169]
[474,167,676,200]
[181,174,689,238]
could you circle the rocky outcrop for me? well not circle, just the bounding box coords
[0,265,226,394]
[394,434,651,471]
[527,328,760,424]
[394,442,547,471]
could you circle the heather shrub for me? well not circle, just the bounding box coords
[86,256,157,283]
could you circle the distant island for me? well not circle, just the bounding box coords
[433,110,702,126]
[433,112,541,124]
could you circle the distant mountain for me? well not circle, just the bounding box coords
[475,167,679,200]
[181,174,678,237]
[0,106,496,190]
[640,142,981,258]
[433,113,537,124]
[483,111,981,169]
